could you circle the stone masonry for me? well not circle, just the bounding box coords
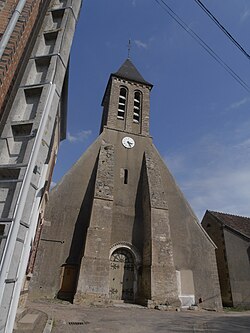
[29,59,222,310]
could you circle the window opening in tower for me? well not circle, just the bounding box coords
[133,91,141,123]
[117,87,127,119]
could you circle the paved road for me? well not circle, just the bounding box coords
[27,300,250,333]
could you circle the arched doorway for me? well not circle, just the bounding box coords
[109,248,135,302]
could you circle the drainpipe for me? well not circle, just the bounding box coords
[0,0,28,59]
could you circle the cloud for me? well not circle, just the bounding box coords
[67,130,92,143]
[234,138,250,150]
[132,0,136,7]
[50,181,57,189]
[165,128,250,221]
[227,97,250,110]
[241,8,250,22]
[182,166,250,221]
[134,39,148,49]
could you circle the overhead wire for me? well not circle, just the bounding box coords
[153,0,250,93]
[194,0,250,61]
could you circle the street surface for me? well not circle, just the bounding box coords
[26,300,250,333]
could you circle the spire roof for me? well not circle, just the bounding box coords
[112,59,153,87]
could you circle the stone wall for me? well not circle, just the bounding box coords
[202,213,233,306]
[29,137,101,300]
[75,143,115,302]
[144,151,180,306]
[152,147,222,310]
[224,229,250,307]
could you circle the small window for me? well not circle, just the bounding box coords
[133,91,141,123]
[124,169,128,184]
[0,224,5,240]
[12,123,33,137]
[0,167,20,180]
[0,224,10,261]
[117,87,127,120]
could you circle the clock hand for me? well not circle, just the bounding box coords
[127,141,132,147]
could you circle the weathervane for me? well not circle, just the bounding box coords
[127,39,131,59]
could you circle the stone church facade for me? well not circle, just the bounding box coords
[30,59,222,309]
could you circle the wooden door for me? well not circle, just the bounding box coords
[109,249,134,301]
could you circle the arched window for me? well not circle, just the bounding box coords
[117,87,127,120]
[133,91,141,123]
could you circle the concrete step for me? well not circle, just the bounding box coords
[15,308,29,323]
[13,308,29,330]
[14,308,48,333]
[18,313,40,330]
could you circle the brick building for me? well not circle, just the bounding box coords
[30,59,222,310]
[0,0,51,116]
[202,210,250,308]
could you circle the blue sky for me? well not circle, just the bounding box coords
[53,0,250,221]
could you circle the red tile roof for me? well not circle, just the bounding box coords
[209,210,250,239]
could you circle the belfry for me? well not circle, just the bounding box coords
[30,59,222,309]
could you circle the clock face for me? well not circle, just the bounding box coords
[122,136,135,149]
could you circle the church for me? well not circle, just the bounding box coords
[30,58,222,309]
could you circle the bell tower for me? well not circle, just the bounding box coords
[100,59,152,136]
[30,58,222,311]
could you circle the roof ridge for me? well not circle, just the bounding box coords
[208,210,250,239]
[209,210,250,220]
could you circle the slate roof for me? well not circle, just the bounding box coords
[209,210,250,239]
[112,59,153,87]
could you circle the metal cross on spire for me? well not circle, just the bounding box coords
[127,39,131,59]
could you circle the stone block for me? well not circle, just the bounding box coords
[17,314,39,330]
